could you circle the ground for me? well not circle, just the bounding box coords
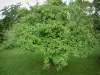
[0,45,100,75]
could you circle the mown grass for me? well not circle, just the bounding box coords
[0,45,100,75]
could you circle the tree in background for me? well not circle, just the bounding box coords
[0,3,29,42]
[92,0,100,52]
[93,0,100,31]
[0,4,20,42]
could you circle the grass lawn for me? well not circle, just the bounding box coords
[0,46,100,75]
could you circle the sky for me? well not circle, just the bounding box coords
[0,0,94,10]
[0,0,46,10]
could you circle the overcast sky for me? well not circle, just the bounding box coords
[0,0,46,10]
[0,0,94,10]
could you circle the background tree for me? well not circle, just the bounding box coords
[92,0,100,56]
[0,3,29,42]
[0,4,20,42]
[93,0,100,31]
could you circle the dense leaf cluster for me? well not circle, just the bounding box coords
[93,0,100,31]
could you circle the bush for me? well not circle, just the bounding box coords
[1,1,96,70]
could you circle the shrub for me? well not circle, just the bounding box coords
[1,0,96,70]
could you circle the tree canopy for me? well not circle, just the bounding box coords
[0,3,29,42]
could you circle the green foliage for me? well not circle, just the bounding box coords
[1,0,96,70]
[0,4,20,42]
[93,0,100,30]
[93,0,100,11]
[47,0,64,5]
[92,0,100,46]
[93,13,100,30]
[75,0,82,4]
[0,3,29,42]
